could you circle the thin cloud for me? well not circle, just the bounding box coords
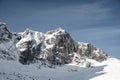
[0,0,120,58]
[71,27,120,41]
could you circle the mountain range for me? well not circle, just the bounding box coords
[0,22,120,80]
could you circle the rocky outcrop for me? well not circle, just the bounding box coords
[18,40,41,64]
[0,23,12,41]
[39,28,78,64]
[77,42,108,62]
[16,29,44,64]
[0,23,19,60]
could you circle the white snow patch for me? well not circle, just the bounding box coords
[0,58,120,80]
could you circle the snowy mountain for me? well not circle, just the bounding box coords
[16,28,44,64]
[0,23,19,60]
[15,27,108,66]
[0,23,120,80]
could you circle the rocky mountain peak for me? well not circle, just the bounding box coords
[0,23,19,60]
[46,27,65,35]
[0,22,12,41]
[0,23,109,66]
[16,29,44,64]
[39,28,78,64]
[22,28,32,36]
[0,22,6,28]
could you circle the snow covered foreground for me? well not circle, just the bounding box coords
[0,58,120,80]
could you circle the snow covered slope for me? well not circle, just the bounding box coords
[0,23,19,60]
[0,58,120,80]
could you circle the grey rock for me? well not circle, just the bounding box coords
[0,23,12,41]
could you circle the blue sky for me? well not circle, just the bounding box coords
[0,0,120,59]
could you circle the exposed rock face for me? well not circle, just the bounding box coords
[77,42,108,62]
[0,23,12,41]
[20,41,42,64]
[0,23,19,60]
[39,28,78,64]
[16,29,44,64]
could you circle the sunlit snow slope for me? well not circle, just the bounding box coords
[0,58,120,80]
